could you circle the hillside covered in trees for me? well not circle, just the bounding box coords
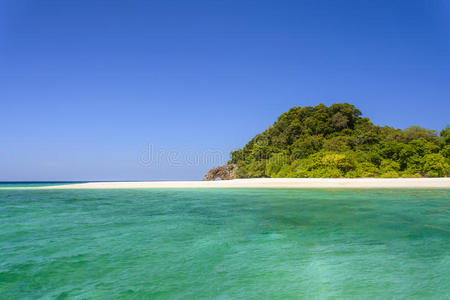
[228,103,450,178]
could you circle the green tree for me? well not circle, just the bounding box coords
[422,154,449,177]
[265,154,290,177]
[291,135,323,159]
[400,126,439,143]
[440,125,450,145]
[226,103,447,179]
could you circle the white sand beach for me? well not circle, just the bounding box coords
[8,178,450,189]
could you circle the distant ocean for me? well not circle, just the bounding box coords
[0,188,449,298]
[0,181,86,188]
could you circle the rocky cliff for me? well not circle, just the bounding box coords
[203,164,237,181]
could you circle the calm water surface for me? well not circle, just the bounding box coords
[0,182,85,188]
[0,188,449,299]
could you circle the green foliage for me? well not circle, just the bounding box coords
[346,162,379,178]
[265,154,291,177]
[421,154,449,177]
[400,126,439,143]
[440,145,450,159]
[291,135,323,159]
[441,125,450,145]
[380,159,400,172]
[380,171,400,178]
[229,103,449,178]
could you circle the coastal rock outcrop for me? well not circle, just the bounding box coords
[203,164,237,181]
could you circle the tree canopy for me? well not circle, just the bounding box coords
[229,103,449,178]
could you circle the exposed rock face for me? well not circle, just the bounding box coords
[203,164,237,181]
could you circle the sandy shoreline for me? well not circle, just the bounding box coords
[2,178,450,189]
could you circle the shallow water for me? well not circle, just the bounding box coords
[0,188,449,299]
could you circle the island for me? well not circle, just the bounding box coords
[204,103,450,180]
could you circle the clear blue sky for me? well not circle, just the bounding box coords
[1,0,449,181]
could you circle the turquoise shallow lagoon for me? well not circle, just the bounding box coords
[0,188,449,299]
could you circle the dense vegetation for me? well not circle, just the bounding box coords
[230,103,450,178]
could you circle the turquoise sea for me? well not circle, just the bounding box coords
[0,187,449,299]
[0,182,85,188]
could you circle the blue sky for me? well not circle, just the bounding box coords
[0,0,449,181]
